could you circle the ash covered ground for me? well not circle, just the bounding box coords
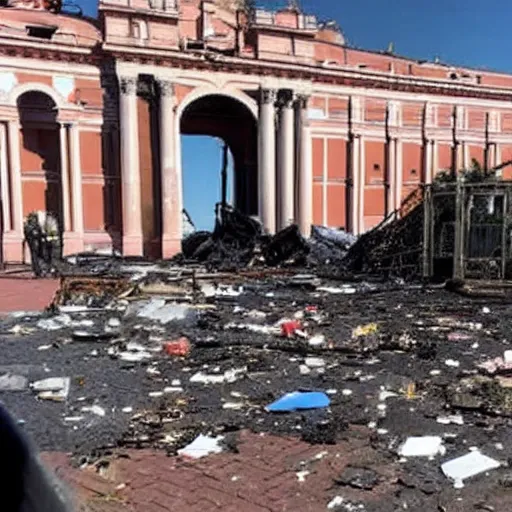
[2,269,512,509]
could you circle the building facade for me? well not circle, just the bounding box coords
[2,0,512,262]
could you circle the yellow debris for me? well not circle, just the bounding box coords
[406,382,416,399]
[352,323,379,338]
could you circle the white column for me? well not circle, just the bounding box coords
[350,135,360,234]
[425,139,433,184]
[59,124,71,233]
[7,120,22,234]
[277,89,295,230]
[0,122,11,233]
[159,79,181,257]
[69,124,84,240]
[258,88,277,234]
[119,76,143,255]
[433,140,439,178]
[296,94,312,237]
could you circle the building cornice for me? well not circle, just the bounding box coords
[98,4,179,20]
[103,43,512,102]
[0,42,101,65]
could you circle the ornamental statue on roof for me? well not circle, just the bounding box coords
[7,0,62,13]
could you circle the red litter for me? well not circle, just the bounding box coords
[163,337,191,357]
[281,320,302,338]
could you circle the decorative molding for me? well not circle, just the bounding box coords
[260,88,277,105]
[295,93,309,110]
[158,79,175,97]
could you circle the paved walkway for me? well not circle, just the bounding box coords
[0,274,59,313]
[42,430,397,512]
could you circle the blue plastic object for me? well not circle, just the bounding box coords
[265,391,331,412]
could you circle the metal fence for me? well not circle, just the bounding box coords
[423,180,512,281]
[348,179,512,281]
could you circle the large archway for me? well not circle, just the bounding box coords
[179,93,258,230]
[16,91,63,228]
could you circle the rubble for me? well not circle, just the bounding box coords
[5,245,512,507]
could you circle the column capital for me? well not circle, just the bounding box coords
[295,93,309,110]
[120,76,138,96]
[260,88,277,105]
[158,79,175,98]
[278,89,295,109]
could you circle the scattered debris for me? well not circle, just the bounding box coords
[266,391,330,412]
[441,451,501,488]
[177,434,224,459]
[32,377,70,401]
[398,436,446,458]
[163,337,191,357]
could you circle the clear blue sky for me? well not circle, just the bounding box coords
[80,0,511,230]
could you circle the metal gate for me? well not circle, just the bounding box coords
[463,192,507,279]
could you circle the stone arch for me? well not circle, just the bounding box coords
[8,82,68,110]
[176,87,259,223]
[176,86,258,122]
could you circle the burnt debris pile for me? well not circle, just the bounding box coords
[177,203,311,270]
[343,203,424,279]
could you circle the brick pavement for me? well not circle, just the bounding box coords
[42,429,400,512]
[0,275,59,313]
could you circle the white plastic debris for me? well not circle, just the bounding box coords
[296,470,310,482]
[122,407,133,413]
[398,436,446,458]
[64,416,84,422]
[131,299,191,324]
[81,405,106,417]
[504,350,512,364]
[445,359,460,368]
[0,374,28,391]
[32,377,70,401]
[305,357,325,368]
[327,496,345,509]
[317,286,356,295]
[299,365,311,375]
[441,450,500,488]
[379,390,398,401]
[222,402,244,410]
[437,414,464,426]
[190,367,246,385]
[163,386,183,393]
[149,391,163,397]
[482,306,491,314]
[37,314,72,331]
[108,318,121,328]
[342,389,353,396]
[37,344,52,351]
[119,351,152,362]
[59,305,91,313]
[177,434,224,459]
[308,334,326,346]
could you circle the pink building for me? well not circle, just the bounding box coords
[1,0,512,262]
